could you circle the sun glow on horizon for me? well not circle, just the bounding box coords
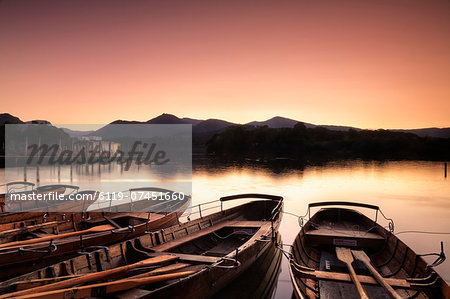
[1,0,449,129]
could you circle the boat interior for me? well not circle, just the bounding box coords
[291,205,447,299]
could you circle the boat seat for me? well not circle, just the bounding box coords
[305,226,384,249]
[147,252,220,264]
[152,220,262,252]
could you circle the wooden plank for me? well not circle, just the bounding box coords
[305,227,384,240]
[147,252,220,264]
[292,267,418,289]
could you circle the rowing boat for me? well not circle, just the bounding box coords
[0,193,283,298]
[0,189,191,281]
[289,202,450,299]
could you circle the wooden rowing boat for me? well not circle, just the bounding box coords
[0,193,283,298]
[0,190,191,281]
[289,202,450,299]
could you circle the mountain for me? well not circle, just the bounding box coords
[193,119,235,134]
[319,124,360,131]
[182,117,203,126]
[0,113,24,126]
[146,113,188,124]
[62,128,94,138]
[111,120,145,124]
[5,112,448,139]
[247,116,449,137]
[247,116,309,128]
[393,128,450,139]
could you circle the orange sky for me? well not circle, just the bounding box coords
[1,0,449,129]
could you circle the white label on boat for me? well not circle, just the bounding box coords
[333,239,357,247]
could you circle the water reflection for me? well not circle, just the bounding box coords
[212,233,283,299]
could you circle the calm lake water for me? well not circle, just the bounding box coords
[1,160,449,298]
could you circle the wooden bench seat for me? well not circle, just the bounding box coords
[152,220,263,252]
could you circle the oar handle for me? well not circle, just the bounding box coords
[346,263,369,299]
[352,250,403,299]
[365,263,403,299]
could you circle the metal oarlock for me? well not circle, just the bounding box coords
[18,240,57,255]
[419,241,446,267]
[112,225,135,234]
[214,249,241,269]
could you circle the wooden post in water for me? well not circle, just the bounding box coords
[70,141,73,183]
[36,165,40,183]
[36,136,40,183]
[24,136,28,182]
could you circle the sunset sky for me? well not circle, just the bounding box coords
[1,0,449,129]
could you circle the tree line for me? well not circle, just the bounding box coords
[206,123,450,162]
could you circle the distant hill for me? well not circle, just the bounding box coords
[62,128,94,138]
[247,116,311,128]
[111,120,145,124]
[107,114,450,139]
[319,124,360,132]
[394,128,450,139]
[207,125,450,162]
[0,113,24,126]
[2,112,449,140]
[146,113,188,124]
[193,119,235,134]
[182,117,203,126]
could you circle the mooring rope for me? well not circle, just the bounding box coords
[395,230,450,235]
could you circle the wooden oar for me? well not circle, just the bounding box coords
[0,274,83,293]
[1,255,178,298]
[2,263,192,293]
[13,271,197,299]
[336,247,369,299]
[0,221,60,239]
[0,224,114,250]
[352,250,403,299]
[128,263,192,279]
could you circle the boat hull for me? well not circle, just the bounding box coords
[289,205,449,299]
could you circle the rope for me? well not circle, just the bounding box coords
[396,230,450,235]
[276,242,293,260]
[281,211,306,227]
[212,230,254,240]
[282,211,301,218]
